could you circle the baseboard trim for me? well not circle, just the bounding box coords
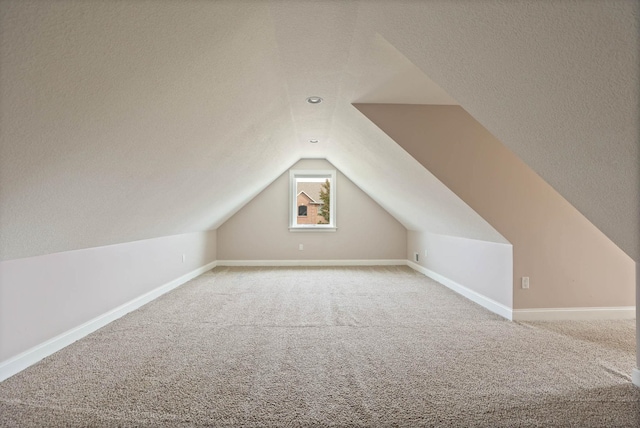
[3,259,633,382]
[405,260,513,320]
[217,259,406,267]
[512,306,636,321]
[0,260,217,383]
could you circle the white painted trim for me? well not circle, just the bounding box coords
[405,261,636,322]
[4,258,632,383]
[512,307,636,321]
[633,369,640,388]
[0,261,217,383]
[406,260,513,320]
[217,259,406,267]
[288,227,337,232]
[290,169,336,229]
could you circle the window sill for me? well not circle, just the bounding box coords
[289,226,337,232]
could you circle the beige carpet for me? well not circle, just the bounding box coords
[0,266,638,427]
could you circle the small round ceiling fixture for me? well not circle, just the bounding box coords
[306,96,323,104]
[309,139,319,144]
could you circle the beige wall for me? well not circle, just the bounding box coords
[357,104,635,309]
[217,159,406,261]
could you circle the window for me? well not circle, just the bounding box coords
[290,169,336,231]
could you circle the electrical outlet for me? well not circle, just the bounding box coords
[424,250,428,258]
[299,244,304,251]
[414,252,419,262]
[182,254,186,263]
[521,277,530,289]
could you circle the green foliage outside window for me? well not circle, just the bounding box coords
[318,179,330,224]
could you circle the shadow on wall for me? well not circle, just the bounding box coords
[356,103,635,311]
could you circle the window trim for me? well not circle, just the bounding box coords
[289,169,336,231]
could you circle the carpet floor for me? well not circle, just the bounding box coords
[0,266,638,427]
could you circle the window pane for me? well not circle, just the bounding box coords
[290,169,335,229]
[295,177,330,225]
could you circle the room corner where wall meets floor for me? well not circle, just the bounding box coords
[1,265,637,426]
[0,230,218,383]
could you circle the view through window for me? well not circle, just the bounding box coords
[290,170,336,229]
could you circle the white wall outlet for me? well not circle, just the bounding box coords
[424,250,428,258]
[299,244,304,251]
[182,254,186,263]
[414,252,419,262]
[521,277,530,289]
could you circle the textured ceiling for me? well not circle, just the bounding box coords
[362,0,640,261]
[1,0,637,261]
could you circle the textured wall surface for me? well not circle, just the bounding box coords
[218,159,407,261]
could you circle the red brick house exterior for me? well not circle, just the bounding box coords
[296,191,326,224]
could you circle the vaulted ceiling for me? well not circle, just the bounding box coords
[0,0,637,262]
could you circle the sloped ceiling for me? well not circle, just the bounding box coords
[360,0,639,261]
[1,1,637,262]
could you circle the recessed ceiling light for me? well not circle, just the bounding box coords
[306,96,323,104]
[309,139,319,144]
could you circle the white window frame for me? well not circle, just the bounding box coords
[289,169,336,231]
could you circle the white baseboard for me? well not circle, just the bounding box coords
[0,260,217,383]
[217,259,406,267]
[512,307,636,321]
[406,260,513,320]
[2,259,633,383]
[405,261,636,322]
[633,369,640,388]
